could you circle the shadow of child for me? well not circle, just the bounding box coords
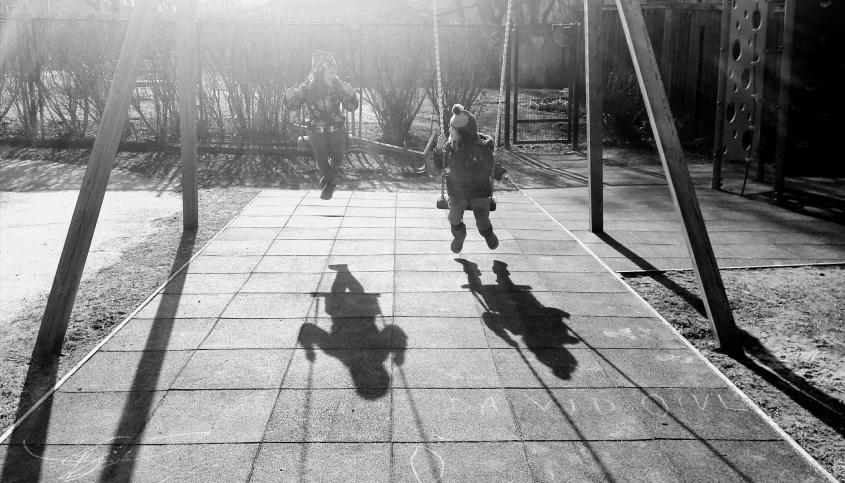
[299,264,406,399]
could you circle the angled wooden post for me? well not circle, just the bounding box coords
[585,0,603,234]
[32,0,158,359]
[178,0,199,230]
[614,0,740,353]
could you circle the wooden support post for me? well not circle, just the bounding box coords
[585,0,603,234]
[773,0,795,202]
[32,0,158,359]
[711,0,732,190]
[615,0,740,353]
[178,0,198,231]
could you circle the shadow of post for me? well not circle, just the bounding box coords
[95,229,197,481]
[0,358,59,483]
[0,231,196,482]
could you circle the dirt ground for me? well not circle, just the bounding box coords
[1,145,843,481]
[625,267,845,480]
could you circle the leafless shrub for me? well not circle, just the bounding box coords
[426,24,503,134]
[131,22,179,143]
[360,25,430,145]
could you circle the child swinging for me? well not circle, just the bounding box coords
[433,104,499,253]
[284,51,359,200]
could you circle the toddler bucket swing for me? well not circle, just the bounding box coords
[431,0,512,212]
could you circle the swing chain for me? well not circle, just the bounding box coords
[432,0,446,135]
[493,0,514,156]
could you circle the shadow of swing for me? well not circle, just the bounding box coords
[458,258,579,380]
[299,264,407,400]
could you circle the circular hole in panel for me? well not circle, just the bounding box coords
[733,129,738,139]
[748,37,753,47]
[742,130,753,150]
[736,20,741,29]
[723,145,728,155]
[747,112,753,122]
[732,0,736,8]
[744,10,748,18]
[741,102,746,111]
[753,53,760,63]
[732,39,742,60]
[752,10,762,29]
[726,102,736,121]
[728,68,733,78]
[741,69,751,88]
[733,83,739,92]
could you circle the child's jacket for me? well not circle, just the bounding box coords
[285,80,358,132]
[434,133,495,199]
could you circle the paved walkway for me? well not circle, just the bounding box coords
[509,152,845,272]
[0,190,834,482]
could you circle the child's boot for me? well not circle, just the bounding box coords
[479,225,499,250]
[450,222,467,253]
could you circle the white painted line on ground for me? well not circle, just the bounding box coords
[518,187,839,483]
[0,190,273,445]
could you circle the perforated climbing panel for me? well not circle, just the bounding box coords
[721,0,768,162]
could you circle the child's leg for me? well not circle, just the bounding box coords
[447,196,468,253]
[327,130,347,171]
[308,131,332,185]
[470,198,498,250]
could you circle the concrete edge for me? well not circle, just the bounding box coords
[617,261,845,275]
[518,188,840,483]
[0,189,268,445]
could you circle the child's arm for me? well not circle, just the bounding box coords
[432,134,452,171]
[338,80,359,112]
[284,81,308,111]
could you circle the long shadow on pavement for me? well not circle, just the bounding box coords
[601,233,845,438]
[96,230,197,481]
[455,259,623,479]
[0,358,59,483]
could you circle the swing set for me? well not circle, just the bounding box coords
[431,0,513,212]
[32,0,743,360]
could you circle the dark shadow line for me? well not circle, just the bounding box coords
[0,357,60,482]
[97,229,197,482]
[571,333,758,483]
[608,233,845,439]
[459,258,759,482]
[595,232,708,319]
[457,258,615,481]
[604,160,669,181]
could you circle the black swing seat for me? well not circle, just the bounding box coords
[436,195,497,211]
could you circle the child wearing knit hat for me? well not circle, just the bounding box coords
[284,51,358,200]
[433,104,499,253]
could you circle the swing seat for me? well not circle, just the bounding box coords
[436,195,497,211]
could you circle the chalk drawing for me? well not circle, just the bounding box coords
[655,354,695,364]
[450,397,473,414]
[717,394,748,412]
[480,397,498,414]
[592,398,616,415]
[19,432,209,482]
[642,394,669,417]
[602,328,637,340]
[410,445,445,483]
[691,394,710,411]
[523,394,553,412]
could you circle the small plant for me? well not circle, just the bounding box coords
[602,70,650,145]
